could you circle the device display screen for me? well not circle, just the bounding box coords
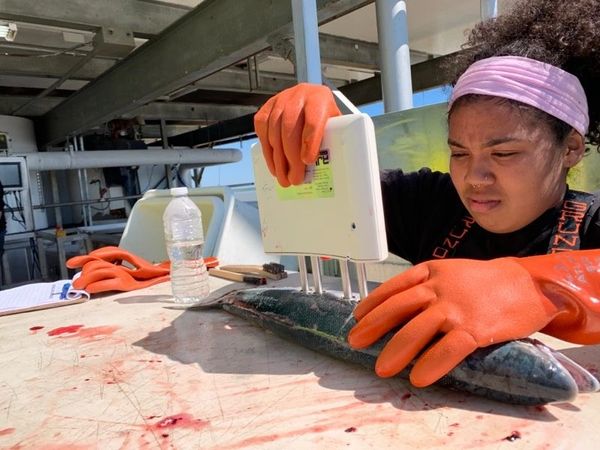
[0,162,22,189]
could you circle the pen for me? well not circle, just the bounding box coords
[60,283,71,300]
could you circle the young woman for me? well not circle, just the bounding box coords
[253,0,600,387]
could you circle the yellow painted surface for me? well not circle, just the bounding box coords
[374,103,600,192]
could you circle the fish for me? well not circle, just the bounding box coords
[197,287,600,405]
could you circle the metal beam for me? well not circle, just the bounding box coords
[0,95,62,116]
[0,55,115,80]
[319,33,431,70]
[339,51,457,104]
[139,124,204,139]
[38,0,372,146]
[126,102,258,122]
[174,68,296,98]
[164,51,459,148]
[0,0,189,38]
[155,113,257,148]
[0,94,256,122]
[319,33,379,70]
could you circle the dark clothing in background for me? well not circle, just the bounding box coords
[0,180,5,233]
[0,181,5,287]
[380,168,600,265]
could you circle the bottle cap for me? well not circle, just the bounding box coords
[170,187,188,196]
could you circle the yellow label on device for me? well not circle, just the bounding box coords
[276,149,334,200]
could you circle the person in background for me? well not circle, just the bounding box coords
[253,0,600,387]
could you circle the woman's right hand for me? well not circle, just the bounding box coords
[253,83,341,187]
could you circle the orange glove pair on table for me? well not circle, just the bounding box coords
[66,246,170,294]
[254,83,600,387]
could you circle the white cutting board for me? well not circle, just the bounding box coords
[251,113,388,262]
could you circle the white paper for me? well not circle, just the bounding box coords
[0,280,90,316]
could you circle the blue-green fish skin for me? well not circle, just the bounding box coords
[203,287,597,406]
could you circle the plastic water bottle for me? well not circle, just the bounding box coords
[163,187,210,303]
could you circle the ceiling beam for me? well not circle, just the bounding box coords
[0,95,62,116]
[0,55,115,80]
[338,51,456,104]
[172,68,296,98]
[0,94,257,122]
[0,0,189,38]
[37,0,372,146]
[149,113,257,148]
[319,33,379,70]
[125,102,258,122]
[164,52,458,148]
[319,33,432,69]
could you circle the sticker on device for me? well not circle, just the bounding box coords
[276,149,334,200]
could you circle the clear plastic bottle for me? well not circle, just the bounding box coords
[163,187,210,303]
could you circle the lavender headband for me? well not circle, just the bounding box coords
[449,56,589,136]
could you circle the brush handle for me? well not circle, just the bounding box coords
[209,269,266,285]
[219,265,286,280]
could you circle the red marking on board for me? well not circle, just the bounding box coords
[503,431,522,442]
[449,423,459,427]
[47,325,84,336]
[138,414,209,447]
[35,445,91,450]
[344,427,357,433]
[144,414,209,432]
[29,326,44,333]
[0,427,15,436]
[47,325,118,341]
[76,326,119,340]
[217,415,400,448]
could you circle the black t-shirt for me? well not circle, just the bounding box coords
[381,168,600,264]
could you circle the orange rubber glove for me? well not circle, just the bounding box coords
[67,246,170,279]
[347,249,600,387]
[253,83,341,187]
[72,260,169,294]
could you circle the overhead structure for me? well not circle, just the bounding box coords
[36,0,372,146]
[0,0,490,147]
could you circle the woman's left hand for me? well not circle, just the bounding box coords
[347,257,563,387]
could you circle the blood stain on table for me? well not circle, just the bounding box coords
[46,324,119,341]
[47,325,84,336]
[503,430,522,442]
[0,428,15,436]
[29,326,44,333]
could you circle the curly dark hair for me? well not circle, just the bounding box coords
[448,0,600,147]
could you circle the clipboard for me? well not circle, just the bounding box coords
[0,280,89,317]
